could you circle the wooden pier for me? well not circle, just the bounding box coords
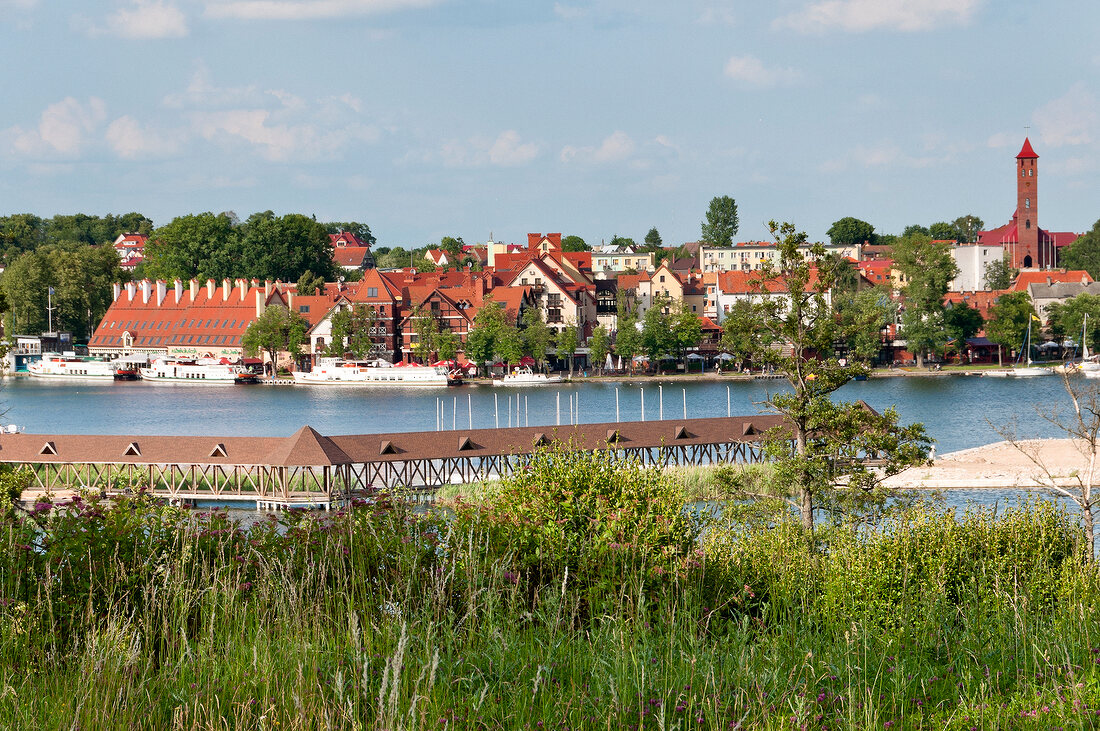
[0,416,782,508]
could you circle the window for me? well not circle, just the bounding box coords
[1025,198,1030,209]
[367,287,378,297]
[659,276,665,283]
[299,305,310,313]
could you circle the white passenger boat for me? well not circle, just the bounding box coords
[292,358,462,387]
[28,353,118,381]
[139,357,260,384]
[492,366,563,386]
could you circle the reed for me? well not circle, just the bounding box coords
[0,455,1097,729]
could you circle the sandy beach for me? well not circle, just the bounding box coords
[884,438,1098,490]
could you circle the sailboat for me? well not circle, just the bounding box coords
[1080,314,1100,377]
[984,316,1053,377]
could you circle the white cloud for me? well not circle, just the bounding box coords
[191,108,378,161]
[438,130,540,167]
[1034,83,1098,147]
[105,115,182,158]
[163,64,267,109]
[560,131,635,164]
[723,55,800,87]
[7,97,107,157]
[776,0,983,34]
[103,1,188,39]
[203,0,439,20]
[488,130,539,166]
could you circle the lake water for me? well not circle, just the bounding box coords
[1,372,1078,455]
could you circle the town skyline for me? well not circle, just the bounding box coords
[2,1,1098,247]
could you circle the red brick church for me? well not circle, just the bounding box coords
[976,137,1079,269]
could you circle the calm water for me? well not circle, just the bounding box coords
[0,373,1077,455]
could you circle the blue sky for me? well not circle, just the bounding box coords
[1,0,1098,248]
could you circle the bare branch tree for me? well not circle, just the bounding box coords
[993,372,1098,558]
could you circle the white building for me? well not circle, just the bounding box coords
[699,241,861,273]
[950,243,1006,291]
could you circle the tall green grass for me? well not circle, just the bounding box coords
[0,455,1098,729]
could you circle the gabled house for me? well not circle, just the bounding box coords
[329,230,374,271]
[505,256,595,332]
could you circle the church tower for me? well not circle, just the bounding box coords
[1015,137,1039,267]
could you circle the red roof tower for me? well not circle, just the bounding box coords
[1014,137,1041,268]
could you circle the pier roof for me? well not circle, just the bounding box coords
[0,416,783,468]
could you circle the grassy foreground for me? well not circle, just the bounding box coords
[1,451,1099,730]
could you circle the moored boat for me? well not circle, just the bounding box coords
[292,358,462,386]
[28,353,117,381]
[140,357,259,384]
[492,366,563,386]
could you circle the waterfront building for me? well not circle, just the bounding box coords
[88,279,289,360]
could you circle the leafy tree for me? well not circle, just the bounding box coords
[297,270,324,296]
[438,236,464,260]
[1061,219,1100,280]
[720,300,760,370]
[719,221,929,536]
[902,224,930,239]
[828,217,875,246]
[465,299,513,374]
[609,235,637,250]
[943,302,984,357]
[145,212,242,282]
[1046,294,1100,354]
[329,304,378,359]
[669,301,702,365]
[495,323,524,364]
[521,308,553,368]
[242,305,309,378]
[984,254,1016,290]
[588,325,611,374]
[928,222,957,241]
[824,252,860,297]
[701,196,739,247]
[436,329,460,361]
[953,214,984,244]
[837,287,895,364]
[641,295,675,365]
[644,227,662,248]
[614,301,643,370]
[556,322,580,376]
[376,247,413,269]
[893,235,958,366]
[323,221,376,247]
[241,211,335,283]
[985,291,1037,366]
[1,243,125,338]
[560,235,589,253]
[410,306,441,363]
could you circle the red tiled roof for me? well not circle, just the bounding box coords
[1011,270,1092,291]
[88,280,279,351]
[330,231,369,249]
[717,270,822,295]
[944,290,1010,320]
[1017,137,1038,159]
[334,248,370,267]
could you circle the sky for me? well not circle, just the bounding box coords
[1,1,1098,249]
